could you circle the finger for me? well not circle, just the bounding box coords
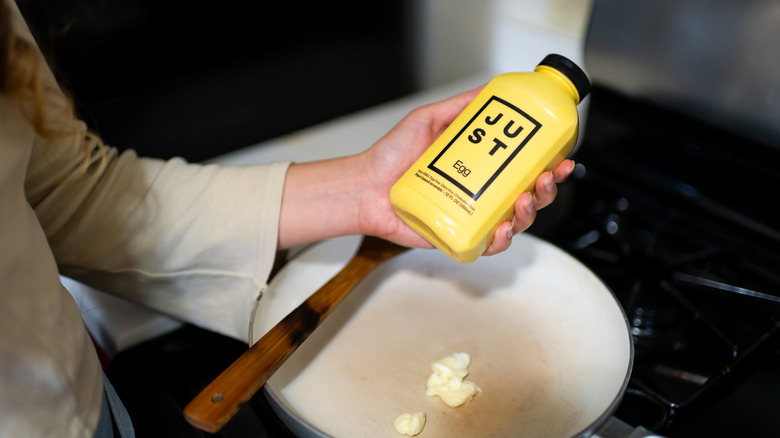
[534,171,558,210]
[384,216,436,250]
[483,221,514,256]
[413,86,485,135]
[553,159,576,183]
[484,190,536,256]
[512,191,537,234]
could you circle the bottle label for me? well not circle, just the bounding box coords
[428,96,542,201]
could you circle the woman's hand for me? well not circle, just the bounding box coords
[278,87,575,256]
[351,87,485,250]
[481,160,575,256]
[354,87,575,255]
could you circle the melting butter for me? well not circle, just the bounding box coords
[425,352,481,408]
[394,411,426,436]
[392,353,480,435]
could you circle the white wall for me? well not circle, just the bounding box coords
[412,0,495,89]
[414,0,594,89]
[491,0,593,73]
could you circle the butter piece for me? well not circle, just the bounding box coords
[394,411,426,436]
[426,352,481,408]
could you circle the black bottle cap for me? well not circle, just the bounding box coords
[538,54,591,101]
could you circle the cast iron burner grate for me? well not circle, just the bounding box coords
[531,87,780,435]
[541,166,780,433]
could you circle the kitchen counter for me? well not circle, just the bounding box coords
[210,75,490,166]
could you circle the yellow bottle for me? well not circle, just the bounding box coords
[390,54,590,263]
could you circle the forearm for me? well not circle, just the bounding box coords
[278,154,369,249]
[275,85,572,255]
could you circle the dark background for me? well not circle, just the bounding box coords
[18,0,417,162]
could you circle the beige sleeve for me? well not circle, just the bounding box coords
[14,0,290,342]
[27,133,290,341]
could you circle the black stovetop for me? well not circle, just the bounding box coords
[530,86,780,437]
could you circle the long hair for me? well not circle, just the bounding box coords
[1,0,103,159]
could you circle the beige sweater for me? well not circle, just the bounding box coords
[1,1,290,435]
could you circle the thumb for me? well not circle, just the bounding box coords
[411,86,484,135]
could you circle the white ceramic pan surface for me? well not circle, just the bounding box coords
[250,233,633,438]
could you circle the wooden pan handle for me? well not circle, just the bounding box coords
[183,236,407,433]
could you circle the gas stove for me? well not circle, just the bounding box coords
[530,84,780,436]
[530,1,780,434]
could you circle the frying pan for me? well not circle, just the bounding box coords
[249,233,634,438]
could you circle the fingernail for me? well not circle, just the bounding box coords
[522,193,535,214]
[566,161,576,176]
[506,227,513,241]
[544,172,555,192]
